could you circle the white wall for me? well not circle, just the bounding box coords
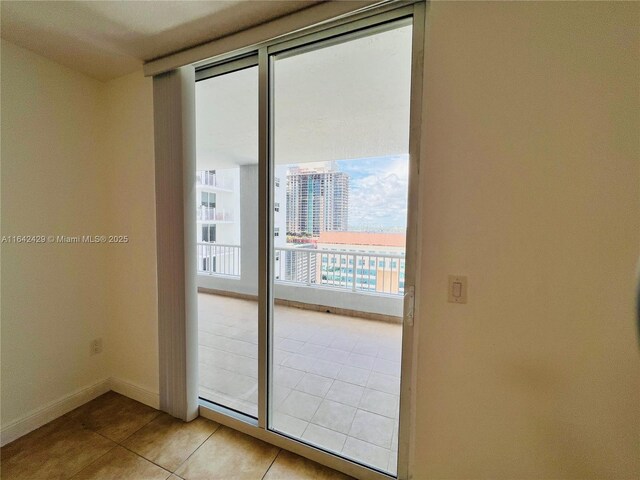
[0,42,159,439]
[101,71,159,403]
[1,40,110,431]
[198,164,258,296]
[412,2,639,479]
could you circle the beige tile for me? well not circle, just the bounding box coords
[122,413,219,472]
[72,446,170,479]
[263,450,353,480]
[1,415,116,480]
[66,391,160,442]
[176,426,279,480]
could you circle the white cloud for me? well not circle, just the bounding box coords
[346,155,409,231]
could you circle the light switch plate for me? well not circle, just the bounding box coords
[448,275,468,304]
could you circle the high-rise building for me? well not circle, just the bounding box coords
[286,167,349,236]
[195,169,240,275]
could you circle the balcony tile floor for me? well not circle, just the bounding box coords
[198,293,402,475]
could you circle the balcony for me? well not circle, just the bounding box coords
[198,292,401,474]
[196,171,234,191]
[197,243,241,277]
[198,244,405,296]
[197,241,404,474]
[196,207,234,222]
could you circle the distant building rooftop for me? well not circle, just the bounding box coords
[318,231,406,247]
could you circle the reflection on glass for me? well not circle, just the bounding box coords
[196,65,259,418]
[269,23,412,475]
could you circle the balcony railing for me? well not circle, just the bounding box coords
[275,246,405,296]
[197,243,241,277]
[197,207,233,222]
[196,171,234,190]
[196,243,405,296]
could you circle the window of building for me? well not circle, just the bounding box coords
[200,191,216,208]
[202,224,216,243]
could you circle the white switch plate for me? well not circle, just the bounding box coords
[90,338,103,355]
[448,275,468,304]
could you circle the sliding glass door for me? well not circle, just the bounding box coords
[195,4,422,478]
[196,58,259,418]
[269,21,412,475]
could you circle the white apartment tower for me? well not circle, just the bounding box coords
[286,167,349,236]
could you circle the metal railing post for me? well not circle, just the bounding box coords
[351,253,357,292]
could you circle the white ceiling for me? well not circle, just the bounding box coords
[196,23,412,169]
[0,0,320,81]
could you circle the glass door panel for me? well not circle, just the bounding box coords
[196,62,259,418]
[269,21,412,475]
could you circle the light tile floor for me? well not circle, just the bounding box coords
[198,293,402,475]
[1,391,352,480]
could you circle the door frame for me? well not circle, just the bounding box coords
[196,3,425,478]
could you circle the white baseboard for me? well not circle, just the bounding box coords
[108,377,159,410]
[0,378,111,447]
[0,377,160,447]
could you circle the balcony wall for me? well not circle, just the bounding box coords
[198,273,402,320]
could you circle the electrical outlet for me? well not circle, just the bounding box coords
[90,338,103,355]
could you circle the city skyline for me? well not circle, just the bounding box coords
[284,155,409,233]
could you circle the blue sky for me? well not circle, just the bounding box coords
[336,155,409,232]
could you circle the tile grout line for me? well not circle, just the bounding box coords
[171,421,222,475]
[78,406,168,474]
[340,397,364,458]
[117,441,173,474]
[203,364,399,420]
[198,360,258,382]
[65,408,162,477]
[260,447,283,480]
[63,441,120,480]
[115,409,163,445]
